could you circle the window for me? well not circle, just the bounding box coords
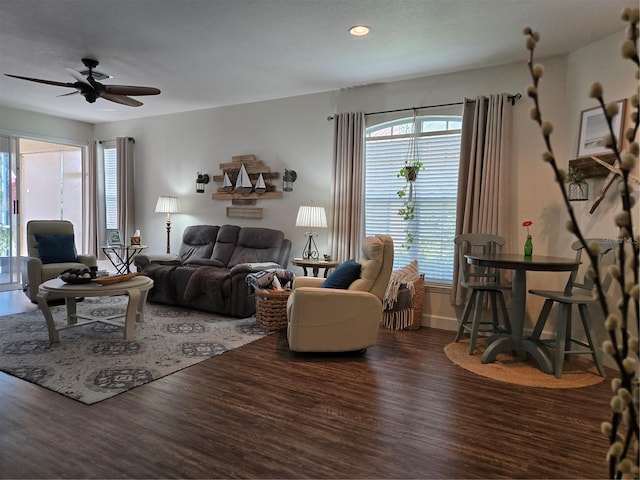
[365,115,461,285]
[102,142,118,230]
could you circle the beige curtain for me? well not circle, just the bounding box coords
[116,137,136,242]
[451,94,513,306]
[329,112,365,261]
[87,140,99,256]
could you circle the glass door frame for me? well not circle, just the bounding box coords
[0,135,19,290]
[0,131,89,291]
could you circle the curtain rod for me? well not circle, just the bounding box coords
[326,93,521,121]
[98,137,135,144]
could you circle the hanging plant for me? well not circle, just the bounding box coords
[396,111,422,248]
[398,163,422,182]
[565,167,585,184]
[565,167,589,201]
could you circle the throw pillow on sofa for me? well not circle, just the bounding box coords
[322,259,361,289]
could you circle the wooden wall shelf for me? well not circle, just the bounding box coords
[568,153,616,179]
[226,207,263,219]
[212,191,283,201]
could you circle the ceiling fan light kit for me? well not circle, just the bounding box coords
[4,58,160,107]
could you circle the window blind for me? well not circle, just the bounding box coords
[103,147,118,230]
[365,130,460,284]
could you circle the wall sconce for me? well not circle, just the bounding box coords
[196,172,210,193]
[283,169,297,192]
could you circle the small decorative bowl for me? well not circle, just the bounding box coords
[59,268,93,284]
[61,277,92,284]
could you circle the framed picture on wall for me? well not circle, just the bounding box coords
[576,99,626,158]
[107,229,124,246]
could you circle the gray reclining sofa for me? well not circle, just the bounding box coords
[134,224,291,317]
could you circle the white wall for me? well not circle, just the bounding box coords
[566,28,639,238]
[93,92,335,258]
[0,106,93,145]
[564,28,639,352]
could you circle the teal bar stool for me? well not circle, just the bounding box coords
[454,233,511,354]
[528,238,615,378]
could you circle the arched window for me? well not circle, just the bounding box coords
[365,115,461,285]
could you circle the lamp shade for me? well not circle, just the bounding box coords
[295,206,327,228]
[155,196,181,214]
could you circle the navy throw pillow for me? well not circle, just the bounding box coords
[35,234,77,264]
[322,259,361,289]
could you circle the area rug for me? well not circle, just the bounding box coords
[0,296,268,404]
[444,339,605,389]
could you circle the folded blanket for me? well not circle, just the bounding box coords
[382,285,415,330]
[246,268,295,291]
[383,260,419,310]
[144,263,178,303]
[183,266,228,309]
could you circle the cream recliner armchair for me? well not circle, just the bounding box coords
[286,234,394,352]
[22,220,97,303]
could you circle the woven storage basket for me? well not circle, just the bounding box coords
[382,274,424,330]
[410,274,425,330]
[255,289,291,332]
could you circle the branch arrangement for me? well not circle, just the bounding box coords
[524,7,639,479]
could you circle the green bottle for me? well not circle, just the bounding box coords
[524,235,533,257]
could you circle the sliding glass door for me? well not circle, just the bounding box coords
[0,135,85,290]
[19,139,84,256]
[0,135,19,289]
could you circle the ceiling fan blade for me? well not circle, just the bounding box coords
[4,74,76,88]
[57,91,80,97]
[102,93,143,107]
[65,68,92,86]
[104,85,161,96]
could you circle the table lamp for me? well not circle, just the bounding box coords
[295,205,327,259]
[155,196,181,254]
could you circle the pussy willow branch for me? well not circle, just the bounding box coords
[524,42,610,320]
[525,14,639,478]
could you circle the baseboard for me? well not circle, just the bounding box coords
[420,314,457,331]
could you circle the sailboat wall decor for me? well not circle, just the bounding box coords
[254,173,266,195]
[222,172,233,192]
[212,154,284,211]
[235,164,254,195]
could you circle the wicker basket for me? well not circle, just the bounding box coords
[409,274,425,330]
[255,289,291,332]
[382,274,424,330]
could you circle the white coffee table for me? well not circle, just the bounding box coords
[36,276,154,344]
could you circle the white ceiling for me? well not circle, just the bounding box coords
[0,0,631,125]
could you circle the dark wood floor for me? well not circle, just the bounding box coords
[0,290,613,479]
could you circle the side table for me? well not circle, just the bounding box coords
[291,258,340,278]
[101,244,148,273]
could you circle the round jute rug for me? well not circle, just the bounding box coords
[444,340,606,389]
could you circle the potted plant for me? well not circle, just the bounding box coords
[565,167,588,201]
[398,162,422,183]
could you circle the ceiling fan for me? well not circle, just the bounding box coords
[5,58,160,107]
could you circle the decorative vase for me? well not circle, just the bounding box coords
[524,235,533,257]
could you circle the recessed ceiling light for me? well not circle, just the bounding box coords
[349,25,370,36]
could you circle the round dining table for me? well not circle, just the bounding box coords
[465,253,580,373]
